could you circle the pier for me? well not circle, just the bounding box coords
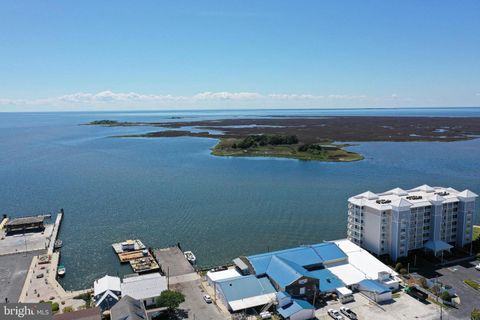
[47,210,63,255]
[18,209,93,309]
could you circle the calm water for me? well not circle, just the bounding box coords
[0,108,479,290]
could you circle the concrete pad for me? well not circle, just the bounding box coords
[153,246,195,277]
[0,225,53,256]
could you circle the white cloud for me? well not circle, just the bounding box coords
[0,90,411,111]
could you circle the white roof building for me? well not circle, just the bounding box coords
[348,185,478,261]
[206,268,241,287]
[94,275,121,296]
[121,273,167,307]
[349,185,477,210]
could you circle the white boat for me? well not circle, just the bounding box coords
[184,251,196,264]
[57,265,66,276]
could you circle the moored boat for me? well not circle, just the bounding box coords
[54,239,63,249]
[57,265,66,276]
[184,251,196,264]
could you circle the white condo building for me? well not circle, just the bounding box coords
[347,185,477,261]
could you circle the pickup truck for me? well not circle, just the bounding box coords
[340,306,357,320]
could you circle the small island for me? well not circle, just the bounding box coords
[212,135,363,161]
[86,115,480,162]
[87,120,122,125]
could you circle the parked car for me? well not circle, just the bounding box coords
[340,306,357,320]
[475,263,480,271]
[259,311,272,319]
[328,309,344,320]
[203,295,212,303]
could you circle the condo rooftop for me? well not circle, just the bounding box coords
[349,184,478,210]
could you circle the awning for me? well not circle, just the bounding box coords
[424,240,453,253]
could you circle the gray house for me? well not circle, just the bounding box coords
[111,295,147,320]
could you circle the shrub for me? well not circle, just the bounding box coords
[394,262,403,272]
[440,291,451,302]
[51,302,59,313]
[62,306,74,313]
[399,268,408,275]
[472,308,480,320]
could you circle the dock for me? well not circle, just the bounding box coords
[19,209,93,308]
[112,239,145,254]
[153,246,195,277]
[47,210,63,255]
[118,249,149,263]
[129,255,160,273]
[112,239,160,273]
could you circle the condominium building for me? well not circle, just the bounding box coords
[347,185,477,261]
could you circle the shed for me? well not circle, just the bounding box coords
[5,216,45,235]
[277,296,315,320]
[358,279,392,303]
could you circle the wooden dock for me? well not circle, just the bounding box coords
[118,249,149,263]
[129,255,160,273]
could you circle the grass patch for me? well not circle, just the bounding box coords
[464,279,480,290]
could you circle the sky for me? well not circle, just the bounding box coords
[0,0,479,111]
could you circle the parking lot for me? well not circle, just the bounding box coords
[315,292,439,320]
[0,250,44,303]
[434,261,480,319]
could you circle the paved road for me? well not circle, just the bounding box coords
[0,250,44,303]
[436,261,480,320]
[171,279,229,320]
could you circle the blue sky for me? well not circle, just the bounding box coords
[1,0,479,111]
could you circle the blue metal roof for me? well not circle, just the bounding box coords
[265,256,311,288]
[424,240,453,253]
[308,269,345,292]
[277,299,314,318]
[217,275,276,302]
[311,242,348,263]
[358,279,391,294]
[246,243,348,275]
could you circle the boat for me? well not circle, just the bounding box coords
[54,239,63,249]
[184,251,196,264]
[57,265,66,277]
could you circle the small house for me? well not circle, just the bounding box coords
[94,275,121,311]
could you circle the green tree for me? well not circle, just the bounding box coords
[440,291,451,302]
[155,290,185,312]
[471,308,480,320]
[394,262,403,272]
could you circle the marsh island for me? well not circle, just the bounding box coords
[87,116,480,162]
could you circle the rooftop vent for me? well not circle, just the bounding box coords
[376,199,392,204]
[406,196,423,200]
